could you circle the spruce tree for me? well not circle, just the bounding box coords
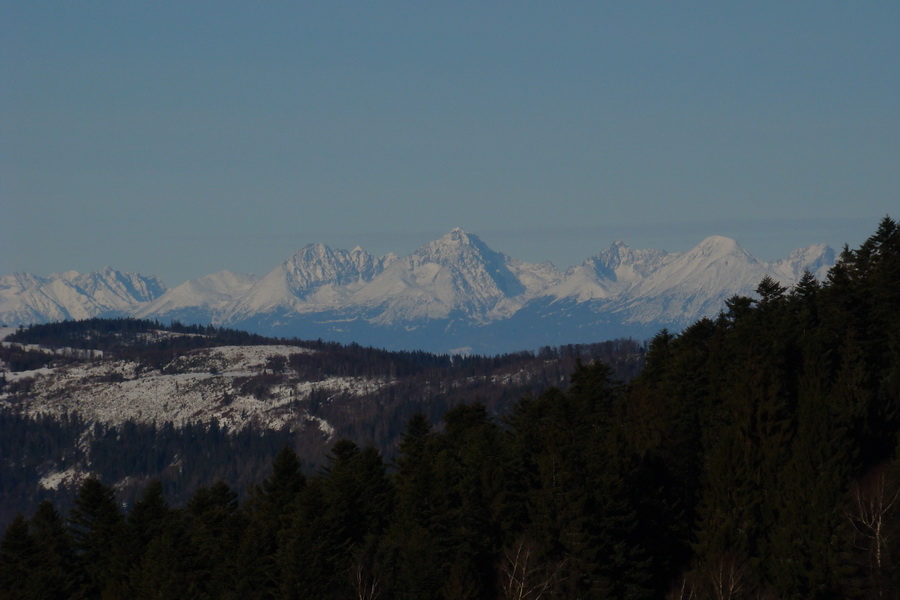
[184,481,243,599]
[236,446,306,600]
[68,476,127,599]
[0,515,37,599]
[383,414,444,600]
[29,501,78,600]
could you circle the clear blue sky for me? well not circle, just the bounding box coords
[3,2,898,285]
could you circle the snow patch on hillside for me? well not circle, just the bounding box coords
[40,467,91,491]
[1,344,390,435]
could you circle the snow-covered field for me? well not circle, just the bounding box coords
[1,343,389,435]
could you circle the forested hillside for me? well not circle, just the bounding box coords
[2,217,898,599]
[0,318,643,531]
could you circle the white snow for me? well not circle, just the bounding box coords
[349,228,559,323]
[40,467,90,491]
[134,270,258,318]
[0,344,390,437]
[220,244,393,322]
[546,236,834,325]
[0,268,165,327]
[1,229,836,336]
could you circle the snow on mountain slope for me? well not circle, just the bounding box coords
[0,273,69,325]
[134,271,259,319]
[628,236,763,297]
[771,243,835,281]
[549,236,834,326]
[546,237,743,303]
[0,269,166,326]
[614,236,774,324]
[1,229,838,351]
[2,343,380,434]
[221,244,395,322]
[590,241,670,283]
[548,263,621,302]
[67,267,165,305]
[348,228,560,323]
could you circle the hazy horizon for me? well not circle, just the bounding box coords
[4,3,897,284]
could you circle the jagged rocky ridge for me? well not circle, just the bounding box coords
[1,228,835,353]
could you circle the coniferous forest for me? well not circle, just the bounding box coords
[2,217,899,599]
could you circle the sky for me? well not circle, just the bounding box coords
[2,2,898,285]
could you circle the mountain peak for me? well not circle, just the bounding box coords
[278,243,386,293]
[587,241,668,282]
[440,227,475,245]
[773,243,835,280]
[289,243,330,260]
[416,228,490,263]
[2,229,837,353]
[696,235,739,249]
[350,228,534,322]
[689,235,748,260]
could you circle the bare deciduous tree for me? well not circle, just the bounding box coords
[667,572,699,600]
[497,538,566,600]
[846,465,900,598]
[350,549,382,600]
[706,553,751,600]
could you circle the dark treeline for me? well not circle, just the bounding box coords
[6,318,273,351]
[1,318,644,535]
[0,337,643,531]
[0,412,309,530]
[4,317,644,383]
[624,216,900,597]
[3,317,477,380]
[3,216,900,599]
[6,318,281,373]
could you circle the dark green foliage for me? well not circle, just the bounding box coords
[507,365,655,599]
[2,320,644,532]
[0,503,78,599]
[382,414,445,600]
[277,440,394,600]
[183,481,244,597]
[28,501,78,599]
[234,447,306,600]
[0,515,37,599]
[68,476,127,598]
[3,217,899,598]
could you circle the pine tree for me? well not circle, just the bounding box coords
[279,440,392,600]
[236,446,306,600]
[127,480,171,558]
[68,476,127,599]
[28,500,78,600]
[0,515,37,599]
[436,403,509,600]
[278,477,332,600]
[383,414,444,600]
[184,481,244,599]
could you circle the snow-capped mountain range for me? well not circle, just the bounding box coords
[1,229,835,354]
[0,268,166,326]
